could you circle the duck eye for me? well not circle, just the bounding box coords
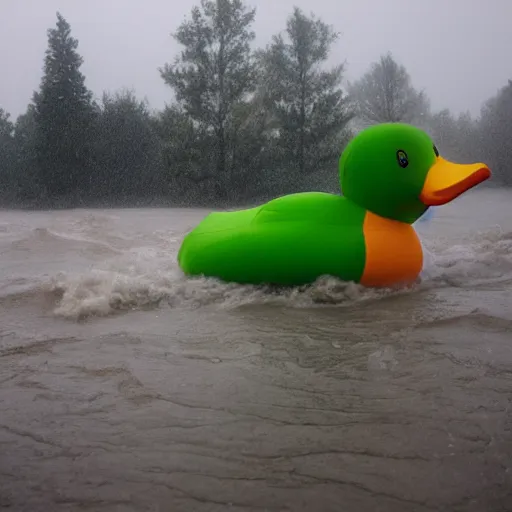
[433,145,439,157]
[396,149,409,168]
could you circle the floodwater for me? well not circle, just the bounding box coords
[0,188,511,512]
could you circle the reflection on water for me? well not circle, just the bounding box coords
[0,188,511,511]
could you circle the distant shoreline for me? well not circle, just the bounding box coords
[0,181,505,212]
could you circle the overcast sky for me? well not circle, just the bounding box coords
[1,0,510,119]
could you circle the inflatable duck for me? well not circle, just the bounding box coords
[178,123,491,287]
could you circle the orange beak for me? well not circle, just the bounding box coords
[419,157,491,206]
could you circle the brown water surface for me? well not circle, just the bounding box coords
[1,188,512,511]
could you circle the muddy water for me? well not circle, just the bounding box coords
[1,188,512,511]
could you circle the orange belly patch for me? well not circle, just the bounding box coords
[360,211,423,287]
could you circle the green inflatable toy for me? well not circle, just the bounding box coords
[178,123,491,287]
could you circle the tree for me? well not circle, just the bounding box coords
[33,12,96,201]
[479,80,512,185]
[91,90,165,203]
[426,109,479,163]
[257,7,353,191]
[0,109,13,139]
[222,93,275,199]
[160,0,256,200]
[454,111,481,163]
[154,105,211,200]
[13,106,42,202]
[348,53,429,127]
[0,109,17,202]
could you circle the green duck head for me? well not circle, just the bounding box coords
[339,123,491,224]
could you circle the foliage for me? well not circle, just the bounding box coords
[478,81,512,185]
[426,109,480,163]
[159,0,256,200]
[32,12,96,201]
[0,4,510,209]
[0,108,17,201]
[348,53,429,127]
[91,90,166,202]
[257,8,353,192]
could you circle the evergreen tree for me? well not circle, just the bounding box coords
[13,106,41,202]
[92,90,165,203]
[0,108,17,202]
[257,7,353,191]
[225,96,274,199]
[160,0,256,200]
[33,12,96,201]
[348,53,429,127]
[0,108,13,139]
[154,105,216,203]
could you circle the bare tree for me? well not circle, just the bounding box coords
[426,109,480,163]
[348,53,429,127]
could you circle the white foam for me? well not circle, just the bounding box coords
[31,222,512,320]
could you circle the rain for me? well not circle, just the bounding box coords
[0,1,511,511]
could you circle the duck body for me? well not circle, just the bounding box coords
[178,191,423,287]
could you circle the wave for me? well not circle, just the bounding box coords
[29,229,512,319]
[1,222,511,321]
[420,226,512,287]
[9,227,123,257]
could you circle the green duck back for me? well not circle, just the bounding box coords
[177,192,366,286]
